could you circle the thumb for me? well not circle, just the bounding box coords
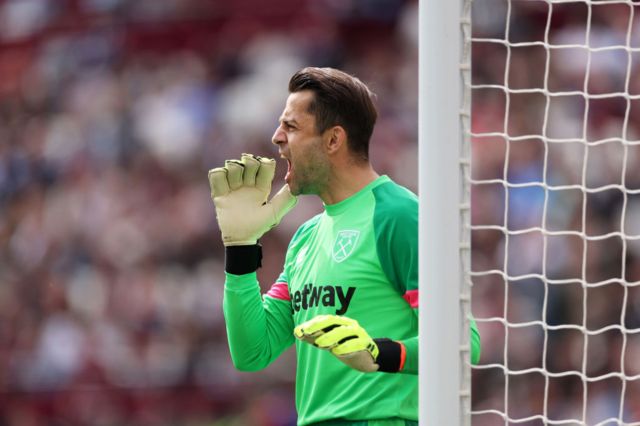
[269,185,298,222]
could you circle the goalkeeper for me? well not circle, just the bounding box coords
[208,67,481,425]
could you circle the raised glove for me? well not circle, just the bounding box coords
[294,314,405,373]
[208,153,297,246]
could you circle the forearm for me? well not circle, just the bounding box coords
[470,317,481,365]
[223,272,293,371]
[398,336,418,375]
[208,153,298,370]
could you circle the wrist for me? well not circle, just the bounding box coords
[225,244,262,274]
[373,338,406,373]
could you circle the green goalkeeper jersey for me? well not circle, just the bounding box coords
[223,175,481,425]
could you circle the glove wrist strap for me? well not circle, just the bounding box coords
[373,338,405,373]
[225,244,262,274]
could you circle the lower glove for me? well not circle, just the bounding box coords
[294,314,405,373]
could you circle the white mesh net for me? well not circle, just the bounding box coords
[470,1,640,424]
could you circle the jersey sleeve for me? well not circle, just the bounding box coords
[372,184,420,374]
[223,218,321,372]
[372,184,419,298]
[471,316,481,365]
[371,183,481,374]
[223,271,294,372]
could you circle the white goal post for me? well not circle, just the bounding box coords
[419,0,472,425]
[420,0,640,425]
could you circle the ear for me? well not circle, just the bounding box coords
[324,126,348,156]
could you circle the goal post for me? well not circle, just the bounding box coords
[419,0,472,425]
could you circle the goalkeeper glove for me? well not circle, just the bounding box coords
[208,153,297,246]
[294,315,406,373]
[208,153,297,274]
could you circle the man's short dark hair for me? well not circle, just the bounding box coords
[288,67,377,161]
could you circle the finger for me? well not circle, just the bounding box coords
[270,185,297,222]
[225,160,244,190]
[331,336,375,357]
[294,332,318,346]
[294,314,329,339]
[241,153,261,186]
[294,314,334,339]
[255,157,276,193]
[208,168,230,197]
[315,324,362,350]
[296,315,356,338]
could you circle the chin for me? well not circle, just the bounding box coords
[288,183,301,196]
[290,182,313,197]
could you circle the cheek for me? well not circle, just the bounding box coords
[291,139,311,164]
[303,146,330,178]
[291,136,326,172]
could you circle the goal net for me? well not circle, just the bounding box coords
[470,1,640,425]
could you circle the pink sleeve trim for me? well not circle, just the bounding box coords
[403,289,419,308]
[266,282,290,301]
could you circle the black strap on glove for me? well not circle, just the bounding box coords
[225,244,263,275]
[374,338,405,373]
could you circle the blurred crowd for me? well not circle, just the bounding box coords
[0,0,418,425]
[471,1,640,425]
[2,0,640,425]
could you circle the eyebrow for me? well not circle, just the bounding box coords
[279,117,299,127]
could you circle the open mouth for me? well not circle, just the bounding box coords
[285,158,292,183]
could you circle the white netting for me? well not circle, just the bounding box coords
[470,1,640,425]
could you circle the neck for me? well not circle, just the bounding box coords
[319,161,379,205]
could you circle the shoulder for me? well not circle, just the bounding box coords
[370,179,419,292]
[372,179,418,224]
[286,213,323,254]
[282,214,323,268]
[291,213,323,241]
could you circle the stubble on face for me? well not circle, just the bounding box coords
[279,91,332,197]
[290,140,331,196]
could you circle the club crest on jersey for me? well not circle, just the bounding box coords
[332,230,360,263]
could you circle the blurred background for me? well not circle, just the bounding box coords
[1,0,639,425]
[0,0,418,425]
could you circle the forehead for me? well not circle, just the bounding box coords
[281,90,315,123]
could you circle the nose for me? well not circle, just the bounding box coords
[271,125,286,146]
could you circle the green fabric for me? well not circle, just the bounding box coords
[400,335,419,374]
[223,175,481,425]
[310,419,418,426]
[371,182,419,374]
[223,271,294,371]
[286,176,418,424]
[372,182,419,295]
[471,317,482,364]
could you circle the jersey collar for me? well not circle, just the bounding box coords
[323,175,391,217]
